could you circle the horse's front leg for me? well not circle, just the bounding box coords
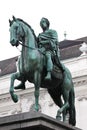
[9,72,20,103]
[34,71,41,111]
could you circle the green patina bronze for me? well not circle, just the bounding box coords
[37,17,64,81]
[9,16,76,126]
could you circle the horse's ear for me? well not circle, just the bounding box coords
[9,19,12,26]
[12,16,16,21]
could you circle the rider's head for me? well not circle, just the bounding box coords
[40,17,50,31]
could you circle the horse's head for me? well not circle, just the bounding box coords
[9,16,24,47]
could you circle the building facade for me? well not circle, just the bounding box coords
[0,38,87,130]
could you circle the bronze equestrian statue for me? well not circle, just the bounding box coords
[9,16,76,126]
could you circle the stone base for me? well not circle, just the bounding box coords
[0,111,81,130]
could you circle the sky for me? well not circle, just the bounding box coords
[0,0,87,61]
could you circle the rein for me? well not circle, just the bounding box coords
[19,41,37,50]
[18,41,45,55]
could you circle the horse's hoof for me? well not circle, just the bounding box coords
[11,94,18,103]
[56,115,61,121]
[34,106,39,112]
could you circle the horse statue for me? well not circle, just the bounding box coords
[9,16,76,126]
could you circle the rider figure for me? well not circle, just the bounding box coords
[37,17,64,80]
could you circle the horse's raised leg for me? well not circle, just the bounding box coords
[34,71,41,111]
[10,72,23,103]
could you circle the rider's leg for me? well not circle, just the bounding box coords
[45,51,53,80]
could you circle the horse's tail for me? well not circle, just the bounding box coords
[68,85,76,126]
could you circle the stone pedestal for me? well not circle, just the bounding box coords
[0,112,81,130]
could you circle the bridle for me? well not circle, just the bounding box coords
[17,23,38,50]
[15,22,44,54]
[18,41,45,55]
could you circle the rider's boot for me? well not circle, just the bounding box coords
[45,71,51,81]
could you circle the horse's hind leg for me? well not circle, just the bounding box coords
[56,97,63,121]
[57,91,69,122]
[10,72,23,103]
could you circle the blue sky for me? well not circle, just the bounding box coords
[0,0,87,60]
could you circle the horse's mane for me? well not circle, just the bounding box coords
[17,18,37,41]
